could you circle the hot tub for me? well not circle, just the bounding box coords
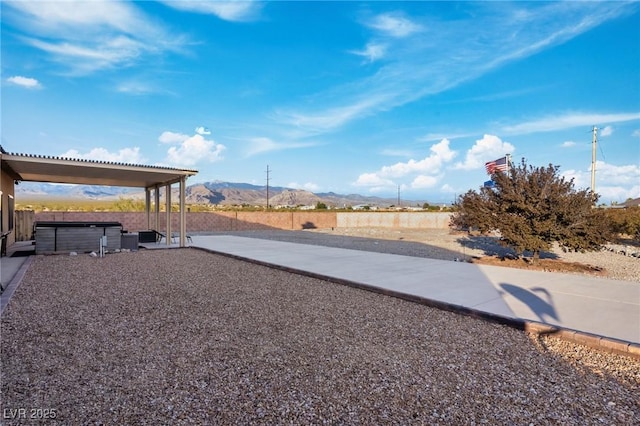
[34,221,123,254]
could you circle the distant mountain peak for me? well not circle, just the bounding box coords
[16,181,430,207]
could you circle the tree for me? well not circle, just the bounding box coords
[450,159,613,261]
[112,197,146,212]
[605,207,640,240]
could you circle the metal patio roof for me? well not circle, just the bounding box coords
[0,151,198,188]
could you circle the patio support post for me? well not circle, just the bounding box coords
[154,185,160,232]
[179,176,186,247]
[165,183,171,246]
[145,187,151,230]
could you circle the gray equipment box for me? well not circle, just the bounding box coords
[34,221,123,254]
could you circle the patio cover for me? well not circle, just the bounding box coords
[0,150,198,247]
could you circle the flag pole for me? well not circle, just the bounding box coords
[506,153,511,175]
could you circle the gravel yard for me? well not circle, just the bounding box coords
[1,249,638,424]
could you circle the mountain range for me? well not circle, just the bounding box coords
[16,181,432,208]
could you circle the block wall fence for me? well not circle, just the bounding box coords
[30,211,452,236]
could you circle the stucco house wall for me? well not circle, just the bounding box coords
[1,165,17,247]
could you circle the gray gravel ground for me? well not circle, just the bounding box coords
[1,249,638,425]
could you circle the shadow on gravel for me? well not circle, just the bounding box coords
[455,234,560,260]
[208,230,469,262]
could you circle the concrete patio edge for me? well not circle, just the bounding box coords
[1,256,34,316]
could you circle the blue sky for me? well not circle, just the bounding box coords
[2,1,639,204]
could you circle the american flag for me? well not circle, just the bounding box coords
[485,156,509,175]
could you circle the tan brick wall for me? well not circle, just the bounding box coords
[234,212,337,230]
[32,211,450,232]
[35,212,148,232]
[336,212,452,229]
[33,211,337,232]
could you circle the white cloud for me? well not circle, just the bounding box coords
[419,132,476,142]
[354,139,456,191]
[195,126,211,136]
[561,141,577,148]
[411,175,439,189]
[116,79,176,96]
[6,75,42,89]
[594,161,640,187]
[440,184,457,194]
[4,1,186,75]
[562,161,640,203]
[379,159,428,178]
[6,0,154,34]
[116,81,155,95]
[165,134,225,166]
[454,134,515,170]
[279,96,385,134]
[246,137,278,156]
[245,136,318,156]
[379,139,455,178]
[366,13,423,38]
[288,182,320,192]
[599,185,640,204]
[158,129,225,166]
[280,3,636,136]
[502,112,640,135]
[158,1,262,22]
[159,131,189,144]
[25,35,156,74]
[600,125,613,137]
[381,148,414,157]
[353,172,395,190]
[61,147,145,164]
[632,130,640,137]
[350,42,387,62]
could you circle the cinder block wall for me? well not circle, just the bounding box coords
[34,212,148,232]
[33,211,451,232]
[235,212,337,230]
[33,211,338,232]
[336,212,451,229]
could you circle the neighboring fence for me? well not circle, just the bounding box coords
[30,211,338,233]
[14,210,35,241]
[336,212,451,229]
[31,212,148,234]
[23,211,452,236]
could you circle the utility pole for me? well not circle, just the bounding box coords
[591,126,597,202]
[397,185,400,208]
[265,165,271,209]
